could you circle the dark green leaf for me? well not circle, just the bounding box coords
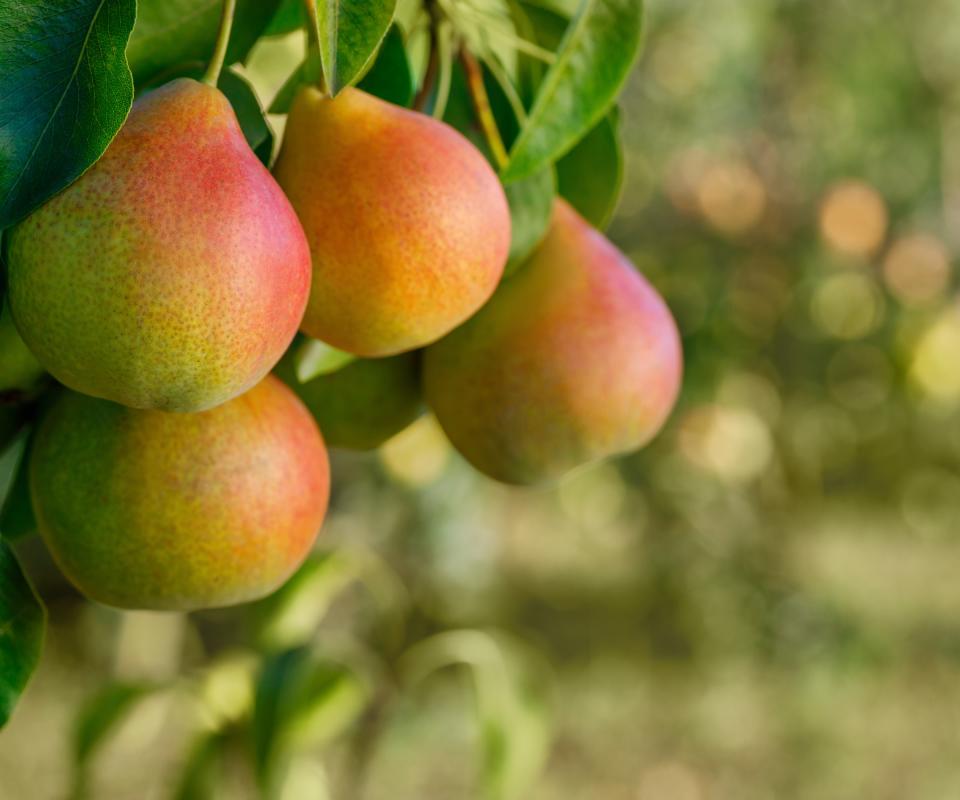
[127,0,282,85]
[318,0,397,96]
[0,426,35,541]
[0,0,136,229]
[73,682,155,764]
[504,168,555,275]
[357,25,414,107]
[294,339,356,383]
[71,682,157,799]
[0,427,28,512]
[253,648,367,790]
[173,732,226,800]
[443,63,554,275]
[264,0,304,37]
[502,0,643,182]
[512,1,569,103]
[271,24,413,115]
[218,70,275,166]
[0,538,44,728]
[269,63,306,115]
[556,111,623,229]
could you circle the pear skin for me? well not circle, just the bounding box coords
[30,376,329,611]
[276,352,423,450]
[7,79,311,412]
[423,200,683,485]
[272,86,510,357]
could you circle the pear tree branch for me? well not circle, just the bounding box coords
[459,47,509,170]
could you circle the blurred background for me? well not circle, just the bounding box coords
[5,0,960,797]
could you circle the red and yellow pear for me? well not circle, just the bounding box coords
[423,200,683,486]
[272,86,510,357]
[30,376,329,611]
[7,79,311,412]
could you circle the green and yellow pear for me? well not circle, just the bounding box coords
[276,352,423,450]
[30,376,329,611]
[272,86,510,357]
[0,301,44,393]
[423,200,683,486]
[7,79,311,412]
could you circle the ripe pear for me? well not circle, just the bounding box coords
[272,86,510,357]
[423,200,683,485]
[7,79,311,412]
[30,376,329,611]
[0,301,44,393]
[276,352,423,450]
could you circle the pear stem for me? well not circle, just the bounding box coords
[301,0,329,94]
[202,0,236,86]
[459,48,509,170]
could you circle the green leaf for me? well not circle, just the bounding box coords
[253,648,368,793]
[127,0,282,85]
[501,0,643,182]
[556,111,623,229]
[73,682,156,766]
[357,25,414,107]
[294,339,356,383]
[317,0,397,96]
[0,538,44,728]
[264,0,304,37]
[0,0,136,229]
[400,630,551,800]
[0,426,35,541]
[71,683,161,798]
[504,168,556,275]
[271,23,413,115]
[173,732,226,800]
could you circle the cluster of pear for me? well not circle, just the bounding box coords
[3,77,681,611]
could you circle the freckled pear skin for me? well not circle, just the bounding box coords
[7,79,311,412]
[423,200,683,486]
[276,353,424,450]
[272,86,510,357]
[30,376,330,611]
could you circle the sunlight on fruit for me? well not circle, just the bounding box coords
[379,414,451,487]
[637,761,703,800]
[678,405,773,483]
[909,306,960,404]
[697,159,767,235]
[819,180,888,257]
[199,654,257,728]
[882,233,951,307]
[811,272,884,339]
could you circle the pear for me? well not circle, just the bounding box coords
[272,86,510,357]
[30,376,329,611]
[276,352,423,450]
[6,79,311,412]
[423,200,683,485]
